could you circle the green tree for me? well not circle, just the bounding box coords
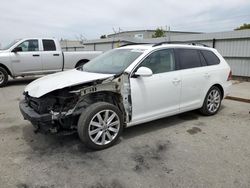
[152,28,166,38]
[100,35,107,39]
[234,23,250,30]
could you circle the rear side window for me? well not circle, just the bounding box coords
[177,49,201,69]
[42,40,56,51]
[200,50,220,65]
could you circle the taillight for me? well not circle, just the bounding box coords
[227,70,232,81]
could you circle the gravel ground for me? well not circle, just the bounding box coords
[0,78,250,188]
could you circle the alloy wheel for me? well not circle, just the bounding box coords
[0,71,4,84]
[88,110,120,146]
[207,89,221,113]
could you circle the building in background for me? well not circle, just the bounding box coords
[60,39,85,51]
[60,29,250,77]
[107,30,200,40]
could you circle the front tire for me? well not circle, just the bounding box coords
[200,86,222,116]
[77,102,124,150]
[0,67,8,87]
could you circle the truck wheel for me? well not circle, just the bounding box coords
[77,102,124,150]
[200,86,222,116]
[0,67,8,87]
[75,60,89,68]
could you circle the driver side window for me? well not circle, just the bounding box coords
[139,49,175,74]
[17,40,39,52]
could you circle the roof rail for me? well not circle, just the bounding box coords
[152,41,209,47]
[119,42,153,47]
[189,42,209,47]
[152,41,182,47]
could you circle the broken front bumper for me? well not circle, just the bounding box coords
[19,99,53,133]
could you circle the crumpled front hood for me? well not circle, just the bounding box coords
[25,69,114,98]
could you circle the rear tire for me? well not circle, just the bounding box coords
[77,102,124,150]
[0,67,8,87]
[200,86,222,116]
[75,60,89,68]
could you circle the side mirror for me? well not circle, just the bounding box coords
[12,47,22,53]
[134,67,153,77]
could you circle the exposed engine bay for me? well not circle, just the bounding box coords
[20,74,131,134]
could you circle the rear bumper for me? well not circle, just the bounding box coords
[223,81,232,98]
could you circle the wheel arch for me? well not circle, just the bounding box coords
[211,83,224,98]
[199,83,224,115]
[0,63,12,76]
[76,91,126,121]
[75,59,89,68]
[204,83,224,100]
[201,83,225,107]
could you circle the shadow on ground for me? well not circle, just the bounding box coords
[21,109,204,154]
[7,77,38,86]
[123,110,200,139]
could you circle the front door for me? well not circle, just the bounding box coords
[129,49,181,125]
[10,39,42,75]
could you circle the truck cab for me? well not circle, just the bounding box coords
[0,38,102,87]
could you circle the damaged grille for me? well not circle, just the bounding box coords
[25,95,56,114]
[24,90,79,115]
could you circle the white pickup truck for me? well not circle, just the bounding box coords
[0,38,102,87]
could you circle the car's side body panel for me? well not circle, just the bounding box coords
[126,45,231,126]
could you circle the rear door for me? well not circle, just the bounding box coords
[10,39,42,75]
[41,39,63,73]
[176,48,209,112]
[130,49,181,124]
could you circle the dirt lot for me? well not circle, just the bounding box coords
[0,78,250,188]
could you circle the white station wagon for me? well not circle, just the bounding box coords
[19,42,232,149]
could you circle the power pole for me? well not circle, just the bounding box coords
[168,26,171,42]
[165,25,168,41]
[165,25,171,42]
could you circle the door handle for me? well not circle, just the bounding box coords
[53,54,60,56]
[204,73,210,78]
[172,78,181,84]
[33,54,40,57]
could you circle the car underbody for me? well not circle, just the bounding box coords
[19,73,131,134]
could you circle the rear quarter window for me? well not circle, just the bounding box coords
[201,50,220,65]
[177,49,202,69]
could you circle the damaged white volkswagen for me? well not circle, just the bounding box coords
[19,42,232,149]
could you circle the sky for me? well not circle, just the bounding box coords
[0,0,250,46]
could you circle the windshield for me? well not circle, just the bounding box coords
[1,39,21,50]
[80,49,143,74]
